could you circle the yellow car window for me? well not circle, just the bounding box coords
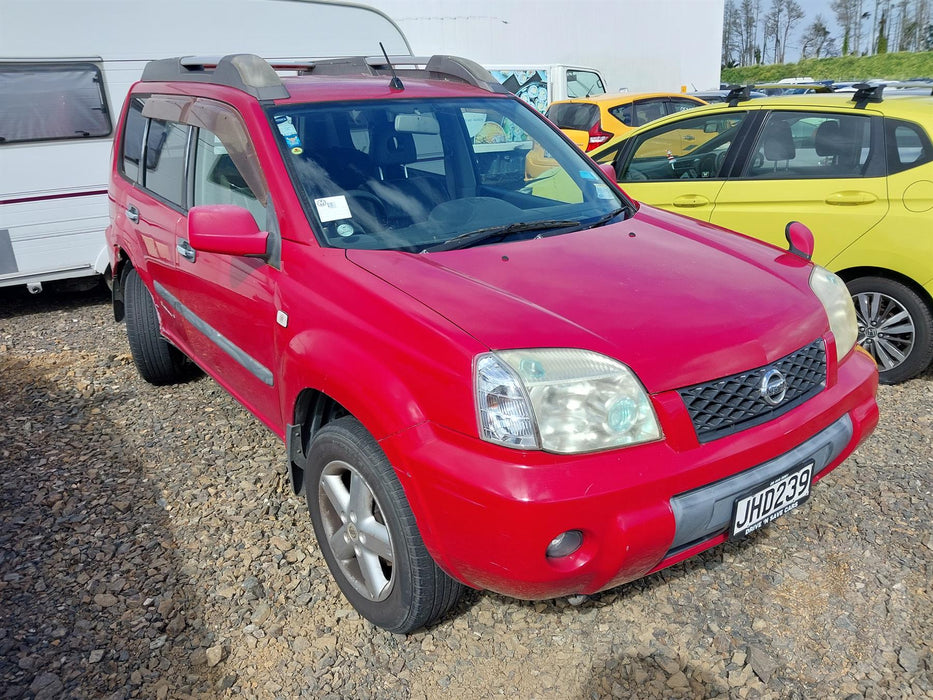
[619,112,749,182]
[743,112,873,179]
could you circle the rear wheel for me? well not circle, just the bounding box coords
[305,417,462,633]
[848,276,933,384]
[124,268,190,385]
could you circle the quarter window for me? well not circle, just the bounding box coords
[886,118,933,174]
[0,62,112,144]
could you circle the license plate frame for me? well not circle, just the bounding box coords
[730,461,814,539]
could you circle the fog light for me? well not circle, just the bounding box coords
[546,530,583,558]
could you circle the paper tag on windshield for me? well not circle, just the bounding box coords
[314,195,352,222]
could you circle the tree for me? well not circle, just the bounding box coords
[832,0,864,53]
[723,0,742,67]
[876,9,889,52]
[800,15,833,58]
[736,0,763,65]
[763,0,804,63]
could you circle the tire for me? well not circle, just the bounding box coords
[124,268,190,385]
[305,417,463,633]
[848,276,933,384]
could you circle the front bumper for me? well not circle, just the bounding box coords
[382,347,878,600]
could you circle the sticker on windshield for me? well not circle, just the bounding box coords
[314,195,352,222]
[579,170,598,180]
[594,183,615,199]
[275,115,302,150]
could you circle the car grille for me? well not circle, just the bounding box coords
[678,339,826,442]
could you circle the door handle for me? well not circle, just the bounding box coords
[683,135,695,141]
[825,191,878,205]
[126,206,139,223]
[177,239,197,262]
[672,194,710,208]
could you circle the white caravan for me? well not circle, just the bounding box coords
[0,0,411,292]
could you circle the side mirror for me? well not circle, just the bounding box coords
[598,162,618,181]
[188,205,269,257]
[785,221,814,260]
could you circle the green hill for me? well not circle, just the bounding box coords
[720,51,933,85]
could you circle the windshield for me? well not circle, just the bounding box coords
[268,97,628,251]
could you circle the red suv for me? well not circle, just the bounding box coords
[106,54,879,633]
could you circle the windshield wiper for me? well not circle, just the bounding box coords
[587,207,628,229]
[421,219,580,253]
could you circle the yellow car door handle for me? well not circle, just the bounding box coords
[672,194,710,208]
[825,191,878,205]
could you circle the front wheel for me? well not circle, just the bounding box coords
[848,276,933,384]
[305,417,462,633]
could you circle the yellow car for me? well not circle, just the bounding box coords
[546,92,708,152]
[590,86,933,383]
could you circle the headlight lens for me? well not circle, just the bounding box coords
[475,349,661,454]
[809,266,858,362]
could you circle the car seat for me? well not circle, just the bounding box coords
[814,120,844,168]
[366,124,448,225]
[761,120,795,172]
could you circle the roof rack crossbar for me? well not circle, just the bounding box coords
[142,54,290,100]
[311,54,510,94]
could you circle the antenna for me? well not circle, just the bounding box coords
[379,42,404,91]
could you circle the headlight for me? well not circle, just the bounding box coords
[809,266,858,362]
[475,349,661,454]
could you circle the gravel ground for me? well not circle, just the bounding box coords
[1,283,931,700]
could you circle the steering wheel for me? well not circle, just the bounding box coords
[698,153,718,178]
[344,190,388,230]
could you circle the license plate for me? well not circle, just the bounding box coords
[730,462,813,538]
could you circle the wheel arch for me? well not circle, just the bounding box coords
[834,265,933,312]
[111,248,135,322]
[281,330,434,496]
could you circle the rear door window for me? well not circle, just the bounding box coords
[743,111,874,179]
[0,62,111,144]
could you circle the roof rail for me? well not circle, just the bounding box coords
[308,54,510,94]
[141,54,291,100]
[851,83,884,108]
[140,53,511,101]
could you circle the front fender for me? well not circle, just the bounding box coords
[280,328,428,442]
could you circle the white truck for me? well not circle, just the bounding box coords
[0,0,411,292]
[487,65,607,114]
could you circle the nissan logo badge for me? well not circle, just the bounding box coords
[760,368,787,405]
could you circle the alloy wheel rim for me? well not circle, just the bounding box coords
[318,460,395,602]
[853,291,915,371]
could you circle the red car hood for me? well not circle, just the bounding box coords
[347,206,827,392]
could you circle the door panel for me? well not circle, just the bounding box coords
[613,110,752,222]
[170,114,282,427]
[711,111,887,263]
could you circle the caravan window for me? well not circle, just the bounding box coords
[0,62,112,144]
